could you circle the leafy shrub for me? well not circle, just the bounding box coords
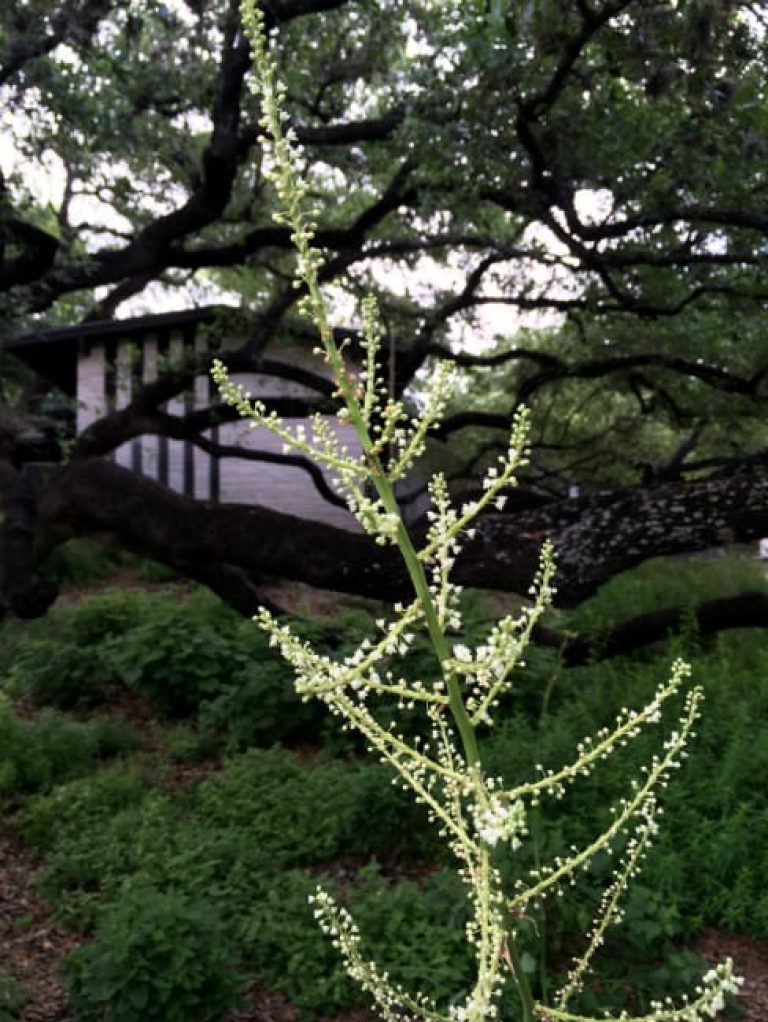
[61,590,153,646]
[88,715,142,758]
[0,972,28,1022]
[3,589,247,714]
[62,886,241,1022]
[237,868,359,1014]
[131,557,179,583]
[3,585,349,725]
[351,866,474,1003]
[0,696,145,804]
[101,594,257,716]
[41,539,181,589]
[479,628,768,947]
[15,609,768,1016]
[0,618,34,681]
[18,767,148,850]
[18,749,366,925]
[3,639,112,709]
[34,795,185,930]
[0,696,99,800]
[1,591,161,708]
[238,865,474,1018]
[193,747,360,866]
[40,538,124,588]
[198,660,325,749]
[164,724,217,763]
[341,763,440,861]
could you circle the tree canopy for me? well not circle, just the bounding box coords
[2,0,768,647]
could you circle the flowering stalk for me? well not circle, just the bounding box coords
[210,5,743,1021]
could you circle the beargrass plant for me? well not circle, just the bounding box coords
[211,5,743,1020]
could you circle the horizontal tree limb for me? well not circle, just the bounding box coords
[534,590,768,667]
[32,457,768,610]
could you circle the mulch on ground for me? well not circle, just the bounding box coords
[0,824,79,1022]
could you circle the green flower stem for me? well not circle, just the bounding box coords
[303,234,541,1022]
[241,0,481,772]
[228,13,737,1022]
[506,937,536,1022]
[293,263,480,772]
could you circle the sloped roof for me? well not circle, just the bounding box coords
[7,307,221,392]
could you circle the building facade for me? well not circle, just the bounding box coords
[10,308,367,531]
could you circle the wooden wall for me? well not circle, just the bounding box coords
[76,327,363,531]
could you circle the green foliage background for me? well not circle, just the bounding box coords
[1,552,766,1017]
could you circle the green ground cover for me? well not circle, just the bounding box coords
[1,546,766,1020]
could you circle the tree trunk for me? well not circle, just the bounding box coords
[29,458,768,612]
[0,455,58,618]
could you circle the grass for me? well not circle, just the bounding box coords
[0,552,766,1018]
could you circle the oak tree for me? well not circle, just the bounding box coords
[2,0,767,656]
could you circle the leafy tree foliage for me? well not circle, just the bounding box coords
[1,0,767,628]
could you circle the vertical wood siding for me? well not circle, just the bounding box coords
[75,327,364,531]
[76,343,106,433]
[140,334,160,483]
[113,341,134,473]
[165,330,188,497]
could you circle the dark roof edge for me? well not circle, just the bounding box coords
[8,305,229,350]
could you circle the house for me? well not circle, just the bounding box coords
[8,307,373,531]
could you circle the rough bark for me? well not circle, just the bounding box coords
[1,452,766,670]
[0,455,58,619]
[28,457,768,612]
[534,591,768,667]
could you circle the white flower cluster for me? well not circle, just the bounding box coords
[211,7,742,1022]
[472,795,527,849]
[511,660,692,806]
[462,546,556,728]
[510,685,703,916]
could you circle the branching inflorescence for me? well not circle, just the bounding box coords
[211,4,743,1020]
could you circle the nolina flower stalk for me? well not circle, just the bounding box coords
[212,5,743,1020]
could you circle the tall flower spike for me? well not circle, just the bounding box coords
[209,6,743,1022]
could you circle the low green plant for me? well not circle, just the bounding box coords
[88,715,142,759]
[62,886,241,1022]
[209,13,745,1020]
[61,590,153,646]
[0,972,28,1022]
[131,557,179,583]
[1,592,149,708]
[341,763,439,861]
[0,695,96,800]
[15,675,764,1016]
[0,697,142,803]
[240,865,475,1017]
[0,617,34,679]
[568,553,768,637]
[18,767,149,851]
[198,660,326,749]
[102,609,236,716]
[40,538,124,588]
[100,590,283,716]
[193,747,361,865]
[1,589,247,714]
[164,724,217,763]
[17,749,358,922]
[3,639,111,708]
